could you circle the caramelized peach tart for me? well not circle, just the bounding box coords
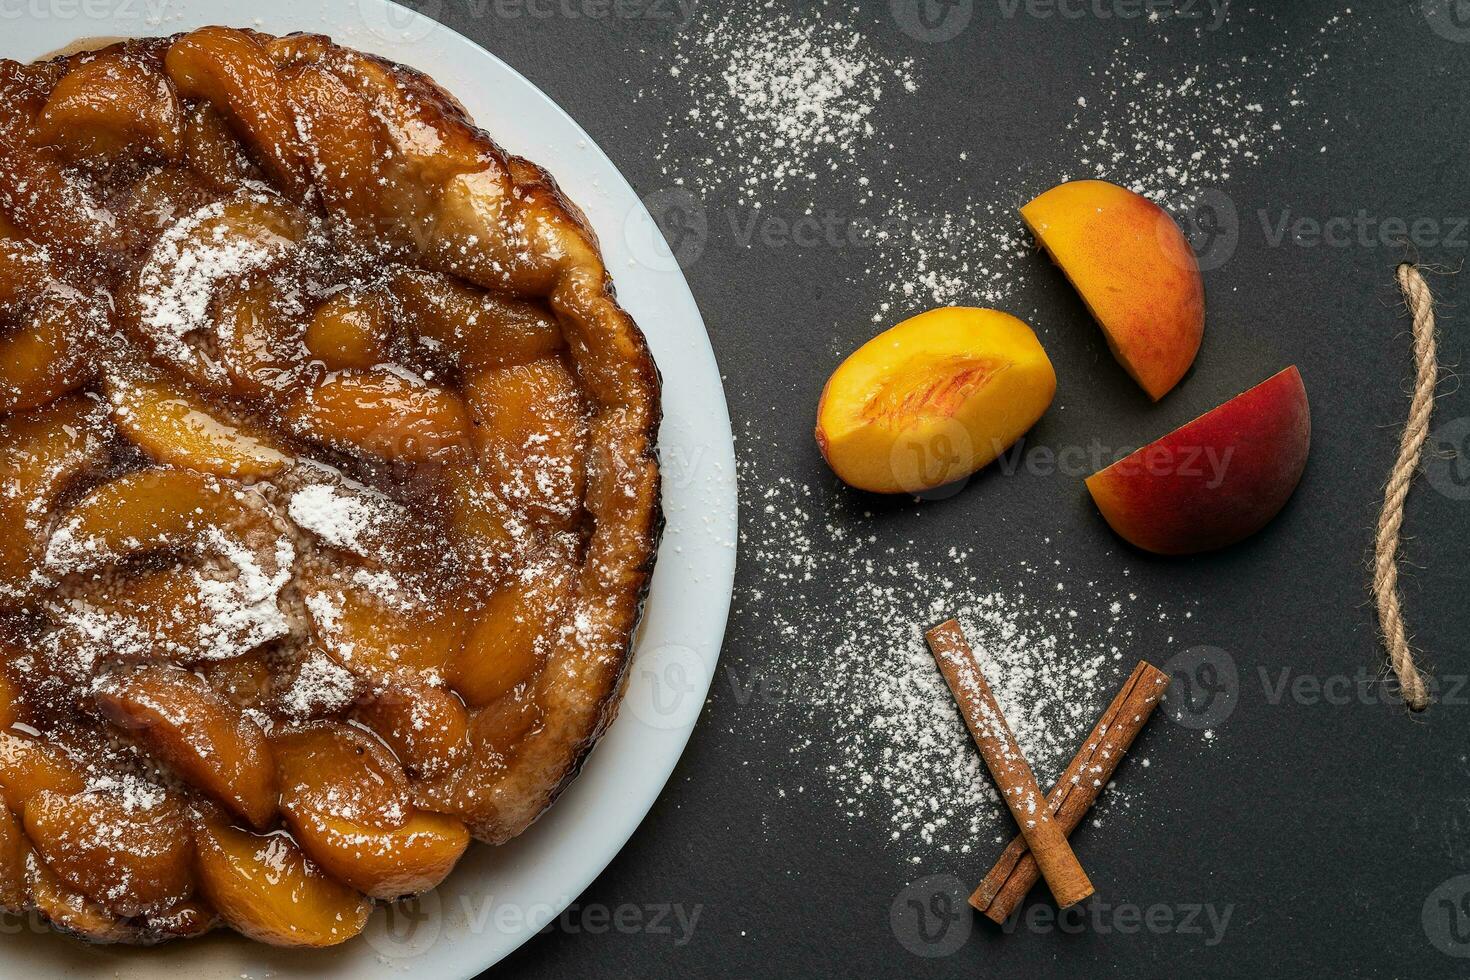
[0,27,661,947]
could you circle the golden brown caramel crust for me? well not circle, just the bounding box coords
[0,27,661,946]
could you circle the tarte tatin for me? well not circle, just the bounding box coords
[0,27,660,946]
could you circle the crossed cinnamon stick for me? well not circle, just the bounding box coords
[924,619,1169,922]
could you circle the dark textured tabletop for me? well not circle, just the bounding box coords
[413,2,1470,977]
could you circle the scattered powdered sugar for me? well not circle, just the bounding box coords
[649,4,1363,322]
[134,195,298,371]
[289,483,377,553]
[279,648,359,720]
[654,5,916,207]
[730,425,1191,863]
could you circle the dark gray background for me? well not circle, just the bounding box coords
[394,1,1470,976]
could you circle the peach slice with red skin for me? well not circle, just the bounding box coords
[1022,179,1204,401]
[1085,366,1310,555]
[815,307,1057,494]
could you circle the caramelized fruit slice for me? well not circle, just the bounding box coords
[213,275,310,401]
[389,269,563,372]
[0,394,112,587]
[23,788,193,917]
[194,813,370,948]
[164,27,306,196]
[107,374,290,478]
[445,463,531,581]
[34,53,183,162]
[463,359,587,524]
[284,65,409,247]
[304,290,390,370]
[355,684,470,779]
[0,292,95,415]
[26,852,140,944]
[290,807,469,901]
[84,563,288,663]
[46,468,246,569]
[270,722,411,831]
[131,194,306,388]
[414,694,541,819]
[304,581,469,682]
[0,731,86,812]
[450,552,575,708]
[184,102,257,191]
[0,791,27,911]
[95,666,278,831]
[285,370,472,463]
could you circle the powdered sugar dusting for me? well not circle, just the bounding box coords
[730,423,1192,863]
[656,6,915,207]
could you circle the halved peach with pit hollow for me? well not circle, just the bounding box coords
[1085,366,1310,555]
[815,307,1057,494]
[95,666,278,830]
[193,810,370,948]
[1022,179,1204,401]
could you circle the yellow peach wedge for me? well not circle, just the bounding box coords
[815,307,1056,494]
[1021,179,1204,401]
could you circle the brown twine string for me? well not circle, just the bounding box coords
[1371,264,1440,711]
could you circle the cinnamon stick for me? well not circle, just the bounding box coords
[971,659,1170,923]
[924,619,1094,909]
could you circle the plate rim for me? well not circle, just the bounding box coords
[0,3,737,976]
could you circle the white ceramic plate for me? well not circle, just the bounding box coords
[1,3,736,977]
